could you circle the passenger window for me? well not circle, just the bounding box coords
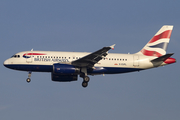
[12,55,16,58]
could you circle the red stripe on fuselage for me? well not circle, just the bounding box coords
[149,30,172,43]
[23,53,47,56]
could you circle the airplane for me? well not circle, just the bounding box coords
[4,25,176,87]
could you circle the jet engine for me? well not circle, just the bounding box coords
[52,63,80,82]
[53,63,80,74]
[51,73,78,82]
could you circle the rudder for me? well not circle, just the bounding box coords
[137,25,173,57]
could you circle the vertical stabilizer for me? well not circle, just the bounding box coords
[136,25,173,57]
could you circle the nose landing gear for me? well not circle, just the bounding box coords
[26,72,32,83]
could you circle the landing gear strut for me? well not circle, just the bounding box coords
[26,72,32,83]
[80,68,90,88]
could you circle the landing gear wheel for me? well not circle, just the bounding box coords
[26,78,31,83]
[83,76,90,82]
[82,81,88,88]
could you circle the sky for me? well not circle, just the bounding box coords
[0,0,180,120]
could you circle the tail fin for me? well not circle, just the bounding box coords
[137,25,173,57]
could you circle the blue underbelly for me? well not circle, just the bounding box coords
[5,64,143,74]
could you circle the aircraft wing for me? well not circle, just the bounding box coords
[71,44,115,68]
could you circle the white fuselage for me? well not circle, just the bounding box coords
[4,51,162,75]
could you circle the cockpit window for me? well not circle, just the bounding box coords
[11,55,20,58]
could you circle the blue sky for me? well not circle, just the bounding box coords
[1,0,180,120]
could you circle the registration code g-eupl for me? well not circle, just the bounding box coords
[119,63,126,66]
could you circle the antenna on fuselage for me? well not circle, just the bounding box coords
[31,49,33,51]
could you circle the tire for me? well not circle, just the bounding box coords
[82,82,88,88]
[83,76,90,82]
[26,78,31,83]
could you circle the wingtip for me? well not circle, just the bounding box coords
[110,44,115,50]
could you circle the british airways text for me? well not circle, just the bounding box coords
[34,58,69,62]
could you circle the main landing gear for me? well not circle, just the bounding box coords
[82,76,90,88]
[81,67,90,88]
[26,72,32,83]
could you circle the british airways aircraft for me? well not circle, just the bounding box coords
[4,25,176,87]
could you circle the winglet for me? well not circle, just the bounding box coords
[110,44,115,50]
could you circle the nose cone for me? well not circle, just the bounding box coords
[3,59,9,67]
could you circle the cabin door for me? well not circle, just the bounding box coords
[26,52,33,63]
[133,55,139,66]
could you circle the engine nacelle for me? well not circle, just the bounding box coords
[51,73,78,82]
[53,63,80,74]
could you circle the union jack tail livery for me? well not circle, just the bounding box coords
[137,25,173,57]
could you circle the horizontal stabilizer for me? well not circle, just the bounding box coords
[151,53,174,63]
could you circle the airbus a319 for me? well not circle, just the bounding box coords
[4,25,176,87]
